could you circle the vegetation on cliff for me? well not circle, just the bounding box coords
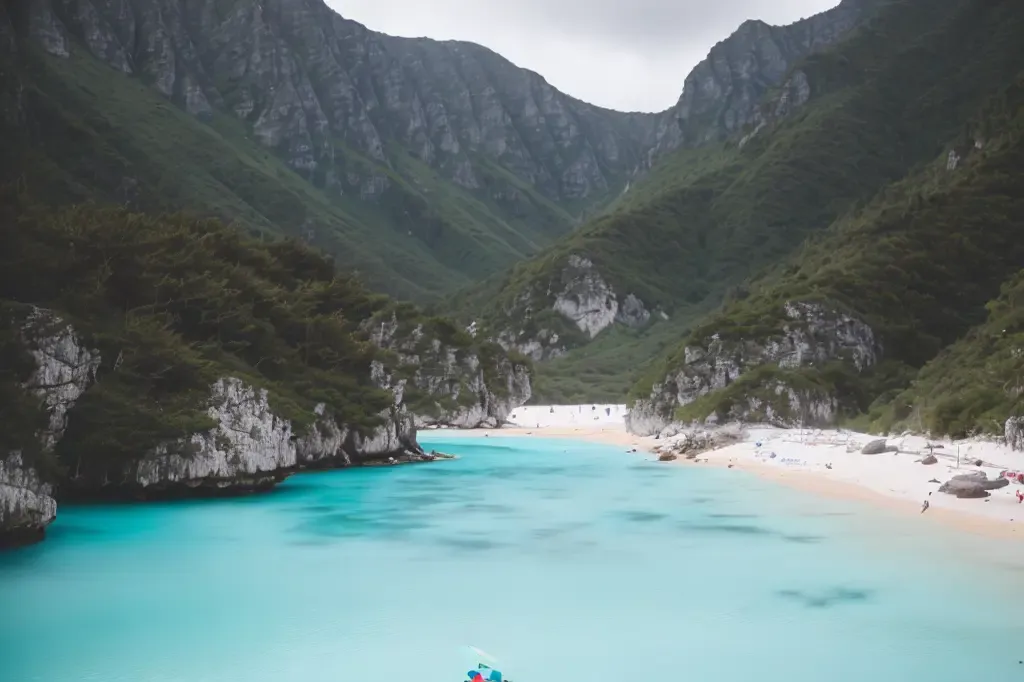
[0,190,523,484]
[464,0,1024,407]
[638,67,1024,432]
[872,270,1024,439]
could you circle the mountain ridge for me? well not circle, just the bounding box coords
[3,0,875,302]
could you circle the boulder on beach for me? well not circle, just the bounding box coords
[861,439,889,454]
[921,454,938,465]
[658,452,678,462]
[938,472,1009,498]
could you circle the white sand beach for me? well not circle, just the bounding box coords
[430,404,1024,539]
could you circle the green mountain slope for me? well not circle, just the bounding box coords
[0,44,577,302]
[877,270,1024,439]
[630,68,1024,433]
[466,0,1024,403]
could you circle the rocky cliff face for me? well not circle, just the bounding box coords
[77,361,426,499]
[373,315,532,428]
[650,0,879,158]
[0,309,99,546]
[22,0,658,204]
[492,254,655,359]
[627,301,878,435]
[19,0,877,207]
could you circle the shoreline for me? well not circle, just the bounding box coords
[426,422,1024,541]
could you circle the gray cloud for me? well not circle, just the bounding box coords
[329,0,839,111]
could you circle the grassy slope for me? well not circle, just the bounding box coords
[0,40,576,302]
[466,0,1024,404]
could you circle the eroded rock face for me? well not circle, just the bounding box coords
[26,0,877,208]
[627,301,877,434]
[651,0,880,158]
[503,255,651,352]
[625,399,676,438]
[0,453,58,547]
[27,0,659,202]
[497,329,566,363]
[103,362,425,497]
[374,317,532,429]
[119,378,298,497]
[552,255,621,338]
[1,310,99,546]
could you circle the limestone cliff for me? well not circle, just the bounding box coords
[22,0,658,204]
[490,254,655,360]
[650,0,880,157]
[0,309,99,546]
[372,314,532,428]
[71,362,427,500]
[17,0,877,209]
[627,301,878,435]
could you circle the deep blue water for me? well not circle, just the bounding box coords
[2,436,1023,682]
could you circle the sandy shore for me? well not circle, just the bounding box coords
[428,405,1024,541]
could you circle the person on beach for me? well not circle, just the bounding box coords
[921,500,930,514]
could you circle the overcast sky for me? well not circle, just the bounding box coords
[328,0,839,112]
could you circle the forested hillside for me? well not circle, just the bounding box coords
[463,0,1024,407]
[628,64,1024,436]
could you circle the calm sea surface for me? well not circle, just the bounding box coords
[2,435,1023,682]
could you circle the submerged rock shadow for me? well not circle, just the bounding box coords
[614,510,670,524]
[776,587,874,609]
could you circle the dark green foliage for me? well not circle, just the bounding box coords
[0,190,404,480]
[872,272,1024,438]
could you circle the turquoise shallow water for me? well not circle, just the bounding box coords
[2,436,1023,682]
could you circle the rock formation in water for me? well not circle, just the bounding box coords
[94,364,426,500]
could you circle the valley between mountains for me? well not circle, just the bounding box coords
[2,0,1024,546]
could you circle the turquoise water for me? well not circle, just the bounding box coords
[2,436,1023,682]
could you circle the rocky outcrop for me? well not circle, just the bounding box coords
[85,364,426,499]
[551,255,621,338]
[23,310,104,449]
[1,309,98,546]
[625,399,676,438]
[651,425,747,461]
[373,316,532,428]
[497,328,566,363]
[650,0,880,158]
[116,378,297,497]
[627,301,877,434]
[0,453,58,547]
[496,254,653,356]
